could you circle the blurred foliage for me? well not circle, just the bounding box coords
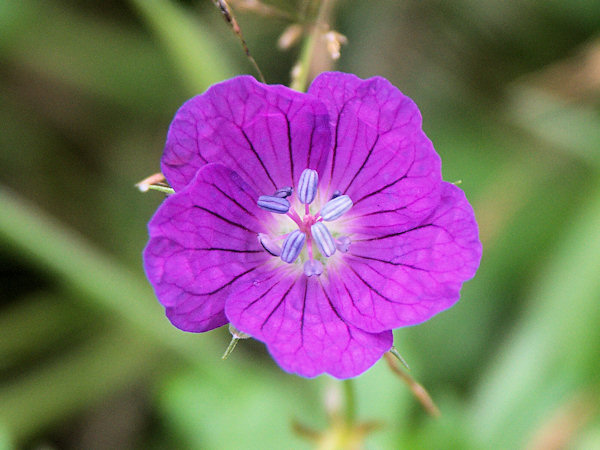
[1,0,600,448]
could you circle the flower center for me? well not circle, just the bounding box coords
[257,168,353,276]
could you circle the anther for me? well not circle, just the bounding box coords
[336,236,351,253]
[331,190,342,199]
[280,230,306,263]
[274,186,293,198]
[258,233,282,256]
[303,259,323,277]
[311,222,336,257]
[257,195,290,214]
[297,169,318,204]
[319,195,353,221]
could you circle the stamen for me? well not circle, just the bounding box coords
[286,208,303,227]
[319,195,353,221]
[331,190,342,199]
[281,230,306,263]
[297,169,318,204]
[311,222,336,257]
[274,186,293,198]
[335,236,351,253]
[258,233,282,256]
[303,259,323,277]
[257,195,290,214]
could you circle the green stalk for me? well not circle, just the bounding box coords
[290,0,336,92]
[343,378,356,425]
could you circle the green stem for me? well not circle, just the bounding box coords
[389,346,410,370]
[289,27,316,92]
[342,378,356,425]
[289,0,335,92]
[221,337,239,359]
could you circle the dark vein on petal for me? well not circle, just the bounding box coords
[211,182,256,217]
[300,278,307,348]
[193,206,255,232]
[307,116,315,170]
[330,105,345,180]
[355,223,433,242]
[204,266,258,295]
[340,279,361,318]
[349,254,428,271]
[319,281,346,323]
[354,205,408,218]
[190,247,262,253]
[241,272,281,311]
[353,174,408,205]
[239,128,278,189]
[319,281,353,345]
[285,115,294,184]
[347,266,398,305]
[261,282,295,331]
[342,134,380,193]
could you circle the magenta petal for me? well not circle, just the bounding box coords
[331,182,482,333]
[144,163,271,332]
[162,76,331,193]
[225,270,393,378]
[308,72,441,231]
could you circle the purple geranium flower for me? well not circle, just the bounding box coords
[143,72,481,378]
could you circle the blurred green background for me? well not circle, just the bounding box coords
[1,0,600,448]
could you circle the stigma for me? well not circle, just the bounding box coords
[257,168,353,276]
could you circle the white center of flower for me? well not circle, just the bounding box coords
[257,168,353,276]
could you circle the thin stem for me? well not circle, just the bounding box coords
[389,345,410,370]
[222,336,240,359]
[384,352,441,417]
[343,378,356,425]
[290,0,335,92]
[212,0,266,82]
[289,33,314,92]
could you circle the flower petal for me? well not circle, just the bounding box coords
[225,269,393,378]
[162,76,331,193]
[144,163,272,332]
[308,72,441,232]
[329,182,482,333]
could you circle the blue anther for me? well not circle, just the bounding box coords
[303,259,323,277]
[335,236,351,253]
[280,230,306,263]
[319,195,352,221]
[331,190,342,199]
[257,195,290,214]
[311,222,336,257]
[297,169,318,204]
[274,186,293,198]
[258,233,282,256]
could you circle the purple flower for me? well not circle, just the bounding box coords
[143,72,482,378]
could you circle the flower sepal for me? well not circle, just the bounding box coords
[222,324,252,360]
